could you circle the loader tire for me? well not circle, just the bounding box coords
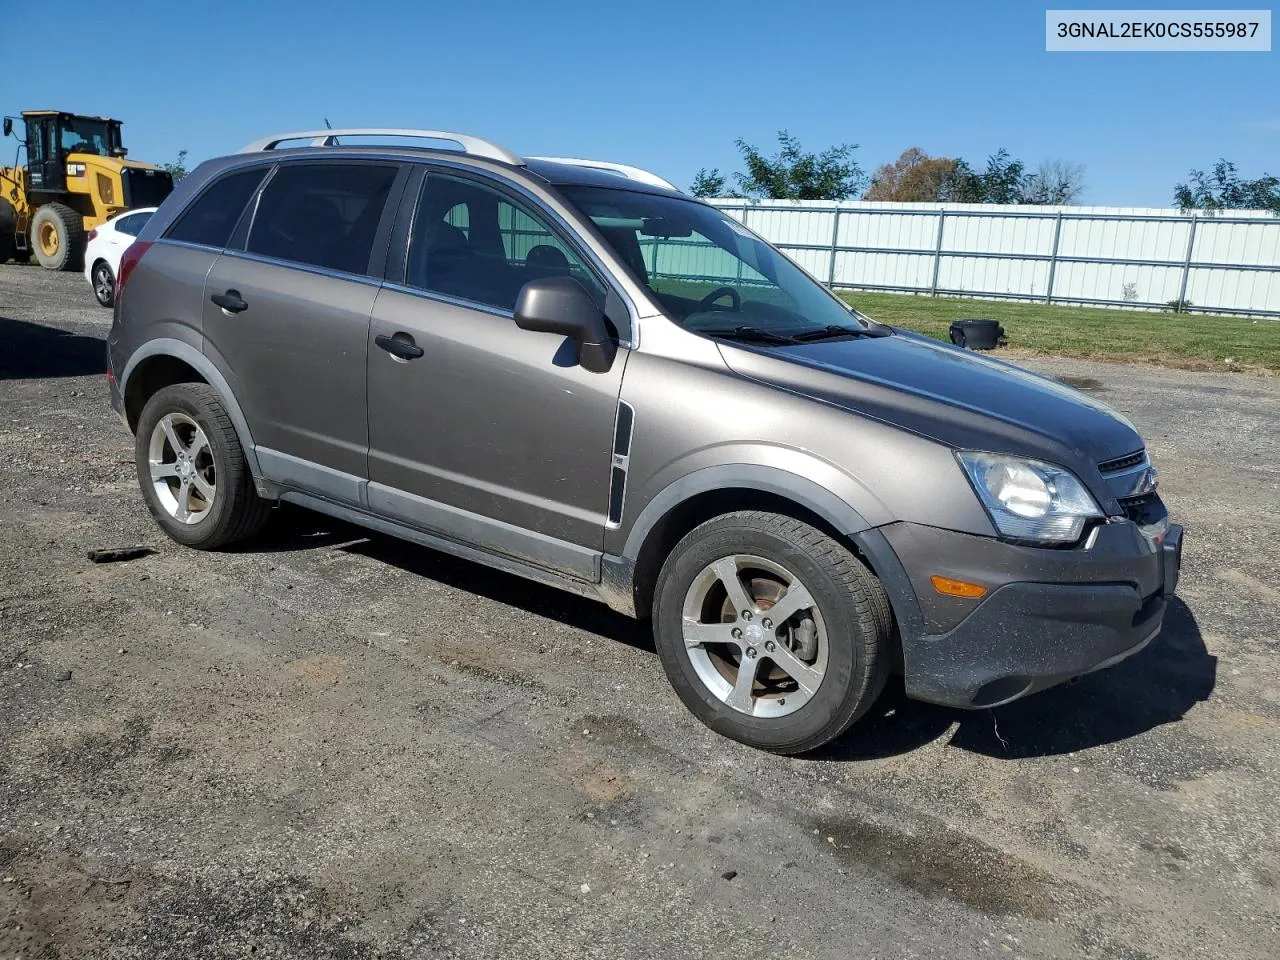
[31,203,84,271]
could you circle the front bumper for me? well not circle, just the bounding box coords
[881,517,1183,709]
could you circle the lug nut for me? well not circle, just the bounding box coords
[745,647,757,659]
[742,610,753,621]
[762,618,772,629]
[765,640,776,652]
[731,628,742,639]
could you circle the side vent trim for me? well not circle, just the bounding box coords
[606,401,635,528]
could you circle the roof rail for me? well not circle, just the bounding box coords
[529,156,678,192]
[238,128,523,166]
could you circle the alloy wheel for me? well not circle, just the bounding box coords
[147,412,216,524]
[94,264,114,304]
[680,554,828,718]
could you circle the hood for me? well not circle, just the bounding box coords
[718,330,1143,487]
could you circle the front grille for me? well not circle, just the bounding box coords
[1099,449,1146,474]
[1119,492,1162,525]
[121,168,175,209]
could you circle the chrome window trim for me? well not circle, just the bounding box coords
[219,248,384,287]
[378,281,515,320]
[155,237,228,255]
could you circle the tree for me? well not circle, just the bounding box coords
[1174,160,1280,215]
[942,149,1026,204]
[689,167,727,198]
[1021,160,1086,205]
[865,147,959,202]
[732,131,865,200]
[163,149,189,182]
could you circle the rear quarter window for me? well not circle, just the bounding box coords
[165,167,268,249]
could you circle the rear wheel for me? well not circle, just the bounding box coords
[91,260,115,307]
[31,202,84,271]
[134,383,272,549]
[653,511,892,754]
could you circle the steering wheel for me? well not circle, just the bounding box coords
[699,286,741,312]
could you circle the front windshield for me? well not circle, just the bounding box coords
[59,118,116,156]
[560,185,870,338]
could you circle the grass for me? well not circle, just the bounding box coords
[838,291,1280,375]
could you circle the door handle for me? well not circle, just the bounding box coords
[210,290,248,314]
[375,333,425,360]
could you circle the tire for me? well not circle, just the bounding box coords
[30,202,85,271]
[653,510,892,754]
[134,383,272,549]
[91,260,115,307]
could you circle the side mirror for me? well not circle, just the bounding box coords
[514,276,617,373]
[2,118,12,138]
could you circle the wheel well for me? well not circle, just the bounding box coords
[124,355,207,431]
[629,488,860,620]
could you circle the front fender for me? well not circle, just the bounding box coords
[616,458,888,564]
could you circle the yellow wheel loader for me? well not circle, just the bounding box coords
[1,110,174,270]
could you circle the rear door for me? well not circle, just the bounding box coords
[366,169,628,578]
[202,160,406,499]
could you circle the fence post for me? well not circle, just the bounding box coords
[1177,215,1199,312]
[1045,211,1064,304]
[929,211,946,296]
[827,208,842,286]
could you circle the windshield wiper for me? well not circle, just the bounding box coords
[791,324,893,342]
[703,325,800,346]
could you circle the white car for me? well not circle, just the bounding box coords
[84,207,157,307]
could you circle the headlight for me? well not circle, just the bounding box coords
[956,452,1101,543]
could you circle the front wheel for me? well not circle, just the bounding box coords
[653,511,893,754]
[30,202,84,271]
[134,383,272,549]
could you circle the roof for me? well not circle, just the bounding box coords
[523,158,682,196]
[22,110,120,122]
[233,129,683,197]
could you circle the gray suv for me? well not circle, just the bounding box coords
[107,128,1183,753]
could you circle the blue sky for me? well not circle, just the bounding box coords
[4,1,1275,206]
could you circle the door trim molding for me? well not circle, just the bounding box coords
[257,447,365,505]
[254,446,602,584]
[367,481,599,582]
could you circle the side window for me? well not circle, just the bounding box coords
[166,168,267,248]
[114,213,142,237]
[247,162,398,275]
[405,174,604,312]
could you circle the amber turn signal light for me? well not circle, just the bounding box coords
[930,575,988,599]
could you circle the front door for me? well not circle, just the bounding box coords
[201,160,403,499]
[367,171,626,578]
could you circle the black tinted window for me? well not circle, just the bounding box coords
[247,163,398,275]
[407,174,603,311]
[166,168,266,248]
[114,211,152,237]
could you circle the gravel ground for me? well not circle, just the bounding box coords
[2,263,1278,960]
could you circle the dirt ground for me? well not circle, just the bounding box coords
[2,263,1278,960]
